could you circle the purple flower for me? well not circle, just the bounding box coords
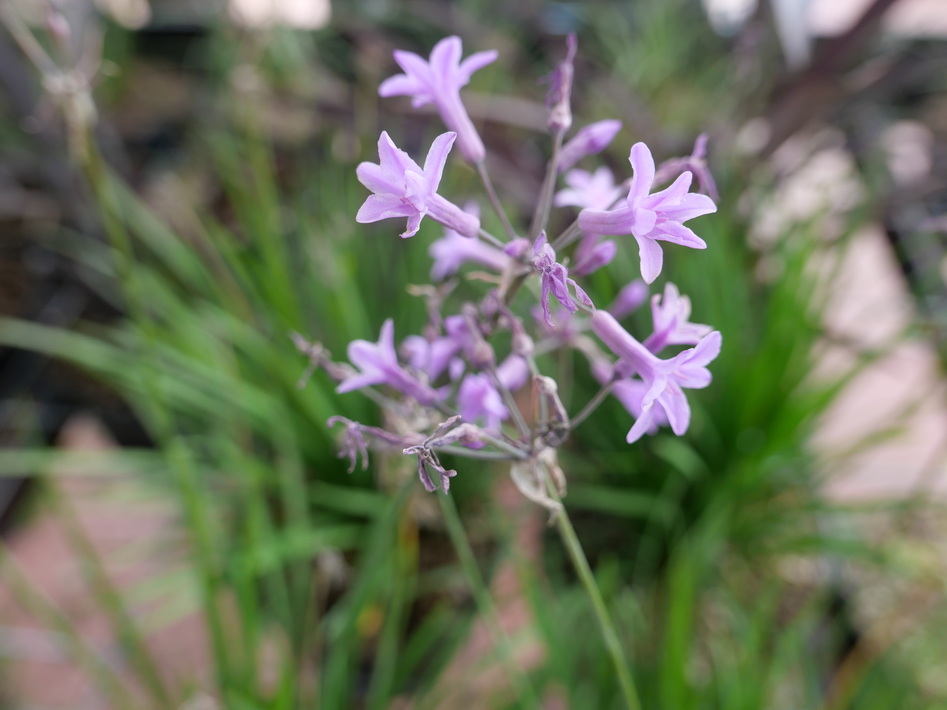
[403,443,457,493]
[643,282,712,353]
[532,233,594,327]
[327,416,369,473]
[608,280,649,319]
[558,119,623,173]
[554,167,624,211]
[497,354,529,391]
[429,205,512,280]
[590,310,721,443]
[457,373,508,431]
[400,334,461,382]
[338,319,442,405]
[356,131,480,239]
[327,416,422,473]
[403,417,484,492]
[443,314,481,364]
[578,142,717,284]
[379,36,497,164]
[571,234,617,277]
[591,363,667,440]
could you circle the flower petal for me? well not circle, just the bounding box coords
[347,340,384,372]
[336,372,384,394]
[356,194,415,223]
[357,194,412,221]
[378,74,429,102]
[636,235,664,284]
[626,406,658,444]
[458,50,498,83]
[628,142,656,202]
[422,132,457,191]
[660,192,717,223]
[392,49,433,84]
[654,221,706,249]
[378,319,397,364]
[401,211,424,238]
[356,161,402,195]
[430,36,463,80]
[646,170,693,208]
[657,384,691,435]
[377,131,421,174]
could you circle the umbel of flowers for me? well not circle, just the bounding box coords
[297,34,721,511]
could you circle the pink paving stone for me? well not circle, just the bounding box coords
[814,226,947,500]
[0,414,212,708]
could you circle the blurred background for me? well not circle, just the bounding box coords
[1,0,946,707]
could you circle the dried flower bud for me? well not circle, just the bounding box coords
[545,34,577,137]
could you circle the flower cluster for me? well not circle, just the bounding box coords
[299,34,721,508]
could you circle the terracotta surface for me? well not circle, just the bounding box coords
[0,415,210,709]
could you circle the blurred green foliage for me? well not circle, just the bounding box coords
[0,0,944,708]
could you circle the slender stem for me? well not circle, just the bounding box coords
[477,228,507,250]
[437,495,540,707]
[550,218,582,252]
[544,474,642,710]
[0,5,59,75]
[486,367,530,442]
[436,445,518,460]
[570,380,615,430]
[476,160,517,241]
[478,431,530,460]
[529,132,564,239]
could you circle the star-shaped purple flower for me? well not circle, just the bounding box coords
[457,373,508,431]
[554,166,624,211]
[590,310,721,443]
[591,362,667,441]
[337,319,442,405]
[379,36,497,164]
[578,142,717,284]
[428,204,511,281]
[643,282,712,353]
[356,131,479,239]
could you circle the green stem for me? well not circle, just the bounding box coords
[476,161,517,241]
[544,475,642,710]
[486,366,530,441]
[570,380,615,430]
[478,228,507,250]
[437,494,540,708]
[550,218,582,252]
[529,132,564,240]
[435,445,518,460]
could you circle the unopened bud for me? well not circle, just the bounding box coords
[512,330,534,357]
[558,120,622,173]
[545,34,577,137]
